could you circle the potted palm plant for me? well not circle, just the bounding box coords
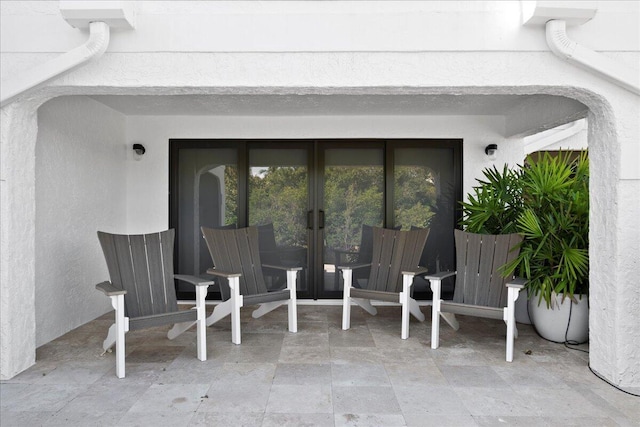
[503,151,589,343]
[460,164,523,235]
[461,151,589,343]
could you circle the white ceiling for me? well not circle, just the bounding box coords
[89,94,530,116]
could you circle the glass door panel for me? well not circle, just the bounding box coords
[248,147,310,294]
[392,147,458,298]
[320,147,384,295]
[173,147,238,298]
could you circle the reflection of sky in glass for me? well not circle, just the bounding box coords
[250,167,268,178]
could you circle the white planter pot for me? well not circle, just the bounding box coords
[528,293,589,343]
[515,291,532,324]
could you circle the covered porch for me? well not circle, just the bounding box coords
[2,304,637,426]
[1,1,638,396]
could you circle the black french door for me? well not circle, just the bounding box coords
[170,139,461,300]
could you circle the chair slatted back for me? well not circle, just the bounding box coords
[453,229,523,308]
[257,223,282,265]
[98,230,178,318]
[367,227,430,293]
[356,224,374,264]
[201,226,268,296]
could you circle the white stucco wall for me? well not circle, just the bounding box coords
[2,1,638,58]
[124,114,520,232]
[34,96,127,346]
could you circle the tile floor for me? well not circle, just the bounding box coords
[1,305,638,426]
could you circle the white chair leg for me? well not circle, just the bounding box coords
[353,297,377,316]
[404,273,425,323]
[342,268,352,330]
[441,313,459,330]
[206,298,233,326]
[195,284,208,361]
[229,277,243,345]
[167,321,196,340]
[287,269,298,333]
[252,301,283,318]
[102,323,117,352]
[430,279,441,349]
[505,286,521,362]
[400,274,412,339]
[408,297,425,322]
[110,294,127,379]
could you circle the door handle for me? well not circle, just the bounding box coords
[308,210,325,229]
[307,210,314,230]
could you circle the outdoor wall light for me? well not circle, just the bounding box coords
[133,143,146,156]
[485,144,498,160]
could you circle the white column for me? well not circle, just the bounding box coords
[588,101,640,391]
[0,102,40,380]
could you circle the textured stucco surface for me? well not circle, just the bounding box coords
[2,1,638,54]
[1,102,40,380]
[585,94,640,391]
[616,181,640,388]
[0,1,638,388]
[34,96,127,347]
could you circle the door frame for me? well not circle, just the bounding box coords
[313,139,463,299]
[169,138,462,300]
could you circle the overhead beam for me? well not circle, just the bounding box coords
[504,95,588,138]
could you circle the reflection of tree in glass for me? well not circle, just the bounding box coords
[325,166,384,251]
[394,165,438,229]
[248,166,308,247]
[224,166,238,226]
[244,163,445,258]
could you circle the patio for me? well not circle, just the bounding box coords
[1,304,637,426]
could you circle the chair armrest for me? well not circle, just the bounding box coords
[401,266,429,276]
[96,281,126,296]
[174,274,215,287]
[336,263,371,271]
[205,268,242,278]
[506,277,528,289]
[262,263,303,272]
[423,270,457,281]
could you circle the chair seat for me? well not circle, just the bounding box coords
[243,289,291,306]
[128,309,198,331]
[350,288,399,303]
[440,301,504,320]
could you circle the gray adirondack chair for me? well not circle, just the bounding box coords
[96,229,212,378]
[340,226,430,339]
[201,226,300,344]
[425,229,527,362]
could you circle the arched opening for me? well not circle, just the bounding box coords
[1,87,633,392]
